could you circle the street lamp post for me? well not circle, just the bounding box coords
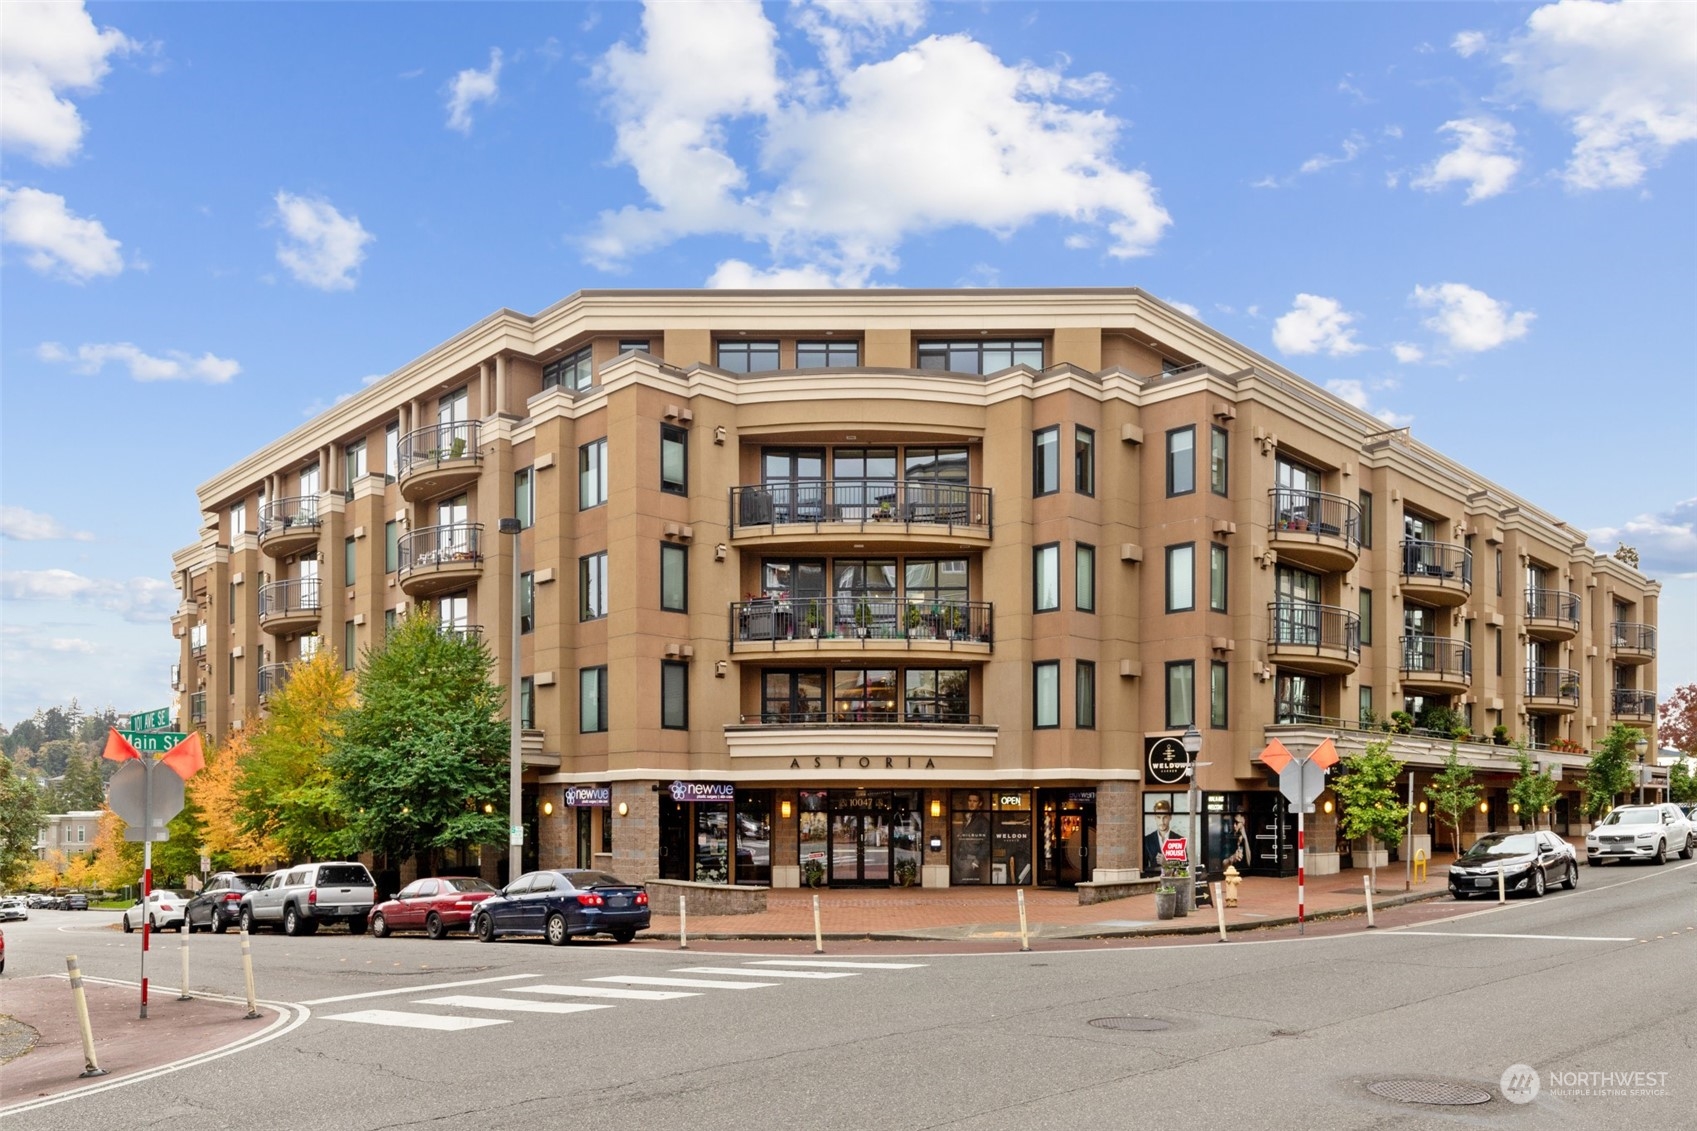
[498,517,523,882]
[1635,733,1649,805]
[1181,723,1203,910]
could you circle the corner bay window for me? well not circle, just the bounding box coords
[1034,661,1060,728]
[1167,426,1195,496]
[1034,544,1060,612]
[543,345,593,391]
[661,661,688,729]
[918,339,1043,374]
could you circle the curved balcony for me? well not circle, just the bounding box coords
[257,496,322,557]
[1611,688,1655,721]
[258,578,321,635]
[1399,539,1472,607]
[729,481,992,551]
[1610,622,1656,665]
[1267,600,1360,674]
[730,598,993,661]
[398,523,484,598]
[1525,588,1579,642]
[1399,634,1472,694]
[397,421,482,502]
[257,663,291,701]
[1267,489,1360,573]
[1525,665,1579,714]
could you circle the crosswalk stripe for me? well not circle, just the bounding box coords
[508,984,700,1001]
[416,995,612,1015]
[588,975,776,990]
[324,1009,508,1031]
[672,966,856,980]
[746,960,928,970]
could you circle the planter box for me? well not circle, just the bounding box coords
[644,878,768,916]
[1090,868,1144,884]
[1076,876,1160,905]
[1307,851,1341,876]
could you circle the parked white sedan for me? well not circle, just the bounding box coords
[121,890,186,933]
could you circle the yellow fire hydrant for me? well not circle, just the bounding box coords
[1223,865,1242,908]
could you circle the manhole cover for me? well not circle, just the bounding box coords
[1089,1017,1170,1032]
[1367,1080,1492,1106]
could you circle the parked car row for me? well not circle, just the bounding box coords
[1585,803,1696,866]
[22,892,89,910]
[0,897,27,922]
[1448,831,1579,900]
[471,870,651,945]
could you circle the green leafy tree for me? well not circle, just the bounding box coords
[37,737,82,782]
[3,717,43,758]
[1668,762,1697,805]
[1583,724,1640,819]
[56,747,107,810]
[237,650,357,861]
[1333,739,1410,893]
[1426,745,1482,854]
[0,755,45,889]
[1508,745,1559,831]
[330,610,508,874]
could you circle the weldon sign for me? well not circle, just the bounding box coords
[1145,736,1194,786]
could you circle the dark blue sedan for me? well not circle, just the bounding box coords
[472,870,650,945]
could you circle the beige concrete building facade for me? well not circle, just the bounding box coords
[171,289,1662,888]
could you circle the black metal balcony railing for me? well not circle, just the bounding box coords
[189,692,206,724]
[1612,688,1656,717]
[440,624,484,644]
[258,495,321,538]
[731,598,993,647]
[1525,587,1580,626]
[259,578,321,619]
[397,421,481,478]
[1401,539,1472,585]
[399,523,484,570]
[738,712,984,726]
[1268,489,1361,549]
[730,480,992,535]
[1525,665,1580,703]
[1399,634,1472,680]
[1268,600,1361,658]
[257,663,290,700]
[1610,622,1656,652]
[1274,698,1324,725]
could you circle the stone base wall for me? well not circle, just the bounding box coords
[1076,876,1160,905]
[1095,781,1137,872]
[613,780,660,882]
[645,879,768,916]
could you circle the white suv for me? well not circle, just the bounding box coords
[239,862,376,935]
[1586,804,1696,866]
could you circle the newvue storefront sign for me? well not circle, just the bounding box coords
[669,781,735,804]
[565,785,610,807]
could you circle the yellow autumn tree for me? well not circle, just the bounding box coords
[85,806,141,892]
[29,850,67,890]
[190,726,283,868]
[235,650,356,861]
[62,852,98,892]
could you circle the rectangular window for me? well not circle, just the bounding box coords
[795,340,860,367]
[1210,660,1228,728]
[1076,660,1096,729]
[520,571,535,634]
[344,621,356,670]
[1494,625,1502,677]
[344,440,367,493]
[229,581,236,624]
[230,502,247,537]
[385,608,398,633]
[660,424,687,495]
[619,339,650,354]
[343,537,356,588]
[1358,490,1373,548]
[384,521,399,573]
[917,339,1044,374]
[384,424,399,482]
[1495,549,1502,597]
[580,552,608,621]
[1359,589,1373,645]
[660,544,687,612]
[1359,685,1374,726]
[579,667,608,733]
[1034,543,1060,612]
[1074,426,1095,495]
[514,467,534,529]
[1166,660,1195,729]
[520,677,535,730]
[1075,544,1096,612]
[1033,426,1060,496]
[1033,661,1060,729]
[580,438,608,509]
[1166,543,1195,612]
[543,345,593,391]
[1210,427,1228,496]
[1209,543,1227,612]
[661,661,689,729]
[716,340,780,373]
[1167,426,1195,496]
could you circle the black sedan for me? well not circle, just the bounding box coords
[183,872,270,933]
[472,870,650,945]
[1448,831,1578,899]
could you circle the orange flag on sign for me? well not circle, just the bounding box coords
[160,731,206,780]
[102,728,140,763]
[1258,738,1293,774]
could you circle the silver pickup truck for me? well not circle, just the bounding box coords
[239,861,376,936]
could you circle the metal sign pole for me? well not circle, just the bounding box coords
[1405,771,1415,892]
[140,757,153,1019]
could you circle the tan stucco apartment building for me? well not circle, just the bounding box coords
[171,289,1661,888]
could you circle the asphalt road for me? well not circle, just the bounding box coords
[3,860,1693,1130]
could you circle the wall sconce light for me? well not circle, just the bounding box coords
[483,803,494,814]
[617,801,629,817]
[780,799,792,819]
[1418,800,1428,814]
[1322,799,1333,814]
[1511,802,1520,813]
[541,800,554,816]
[929,799,943,818]
[1479,801,1489,813]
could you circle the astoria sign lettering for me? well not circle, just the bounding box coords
[787,755,939,770]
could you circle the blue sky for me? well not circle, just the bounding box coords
[2,1,1693,725]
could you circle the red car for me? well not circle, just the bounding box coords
[369,876,499,939]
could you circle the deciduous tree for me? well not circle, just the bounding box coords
[86,806,140,893]
[1508,746,1559,831]
[1583,724,1641,819]
[1658,683,1696,756]
[1333,739,1410,893]
[236,651,357,862]
[0,755,44,888]
[190,728,281,868]
[1426,745,1483,854]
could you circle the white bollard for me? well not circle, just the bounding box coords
[239,926,261,1020]
[1363,874,1376,929]
[1017,888,1031,952]
[65,955,108,1077]
[1213,883,1227,942]
[678,894,689,950]
[1497,867,1507,904]
[812,893,824,954]
[178,924,193,1000]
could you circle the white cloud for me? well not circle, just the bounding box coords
[445,48,502,133]
[273,191,373,290]
[588,1,1171,282]
[0,569,176,623]
[1452,31,1489,58]
[0,1,135,165]
[1505,0,1697,190]
[0,186,123,280]
[1299,134,1365,175]
[1411,117,1520,202]
[706,259,849,289]
[0,506,94,542]
[1588,498,1697,577]
[1411,282,1535,351]
[1326,379,1413,428]
[1272,294,1366,357]
[1391,342,1425,364]
[1168,300,1201,318]
[793,0,928,77]
[36,340,240,383]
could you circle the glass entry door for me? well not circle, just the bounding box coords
[1037,790,1093,887]
[828,792,894,885]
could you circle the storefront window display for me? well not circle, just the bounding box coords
[951,790,1032,885]
[1141,792,1191,877]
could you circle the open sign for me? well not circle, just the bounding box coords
[1162,837,1189,862]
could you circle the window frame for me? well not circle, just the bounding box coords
[1033,542,1060,613]
[514,466,534,530]
[660,424,687,496]
[660,543,688,613]
[344,620,357,670]
[579,438,608,510]
[1166,426,1196,497]
[1033,660,1061,729]
[661,660,689,730]
[1166,542,1196,613]
[1076,660,1096,729]
[916,339,1044,374]
[1210,660,1228,729]
[1359,588,1373,645]
[343,536,356,588]
[1165,660,1196,729]
[579,666,608,733]
[579,552,608,621]
[1074,425,1095,496]
[795,340,860,368]
[716,340,781,373]
[1358,489,1373,548]
[1033,426,1060,496]
[543,345,593,391]
[1209,426,1228,496]
[1075,543,1096,613]
[520,571,535,634]
[384,521,399,574]
[1209,543,1227,613]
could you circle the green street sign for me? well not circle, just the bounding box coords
[120,730,188,754]
[129,708,172,731]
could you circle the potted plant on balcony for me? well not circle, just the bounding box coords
[853,601,874,638]
[874,500,894,522]
[1492,725,1511,746]
[803,604,821,639]
[905,604,927,637]
[1559,680,1579,698]
[1389,710,1415,735]
[941,604,967,640]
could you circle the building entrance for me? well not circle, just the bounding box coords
[1036,789,1095,887]
[823,790,921,886]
